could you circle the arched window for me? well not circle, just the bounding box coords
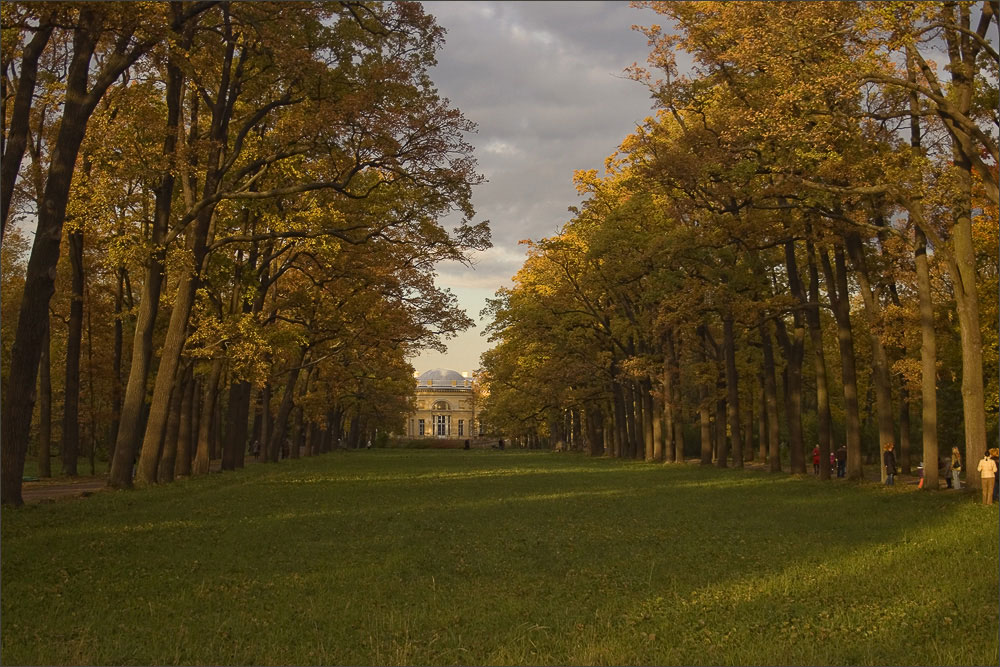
[432,400,450,411]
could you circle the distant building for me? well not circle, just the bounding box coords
[406,368,478,438]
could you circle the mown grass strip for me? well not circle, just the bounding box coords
[2,450,997,666]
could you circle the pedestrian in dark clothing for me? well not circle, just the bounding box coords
[883,443,897,486]
[991,448,999,502]
[835,445,847,478]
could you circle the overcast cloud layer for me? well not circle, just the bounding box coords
[413,1,664,373]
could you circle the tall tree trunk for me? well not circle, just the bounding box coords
[0,7,161,504]
[664,331,681,462]
[270,349,306,459]
[698,326,713,465]
[915,227,939,490]
[846,233,895,482]
[261,383,273,461]
[723,315,743,468]
[192,357,224,475]
[0,18,53,240]
[621,381,636,458]
[805,240,833,481]
[819,245,864,480]
[652,390,664,461]
[611,379,627,459]
[714,391,727,467]
[661,354,674,462]
[109,14,189,489]
[777,240,806,474]
[757,374,767,463]
[760,320,781,472]
[949,154,988,490]
[37,318,52,478]
[898,390,912,476]
[640,377,654,461]
[157,363,187,484]
[60,228,85,477]
[223,381,250,470]
[109,267,125,459]
[174,367,196,478]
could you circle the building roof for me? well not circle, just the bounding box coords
[415,368,472,390]
[417,368,466,383]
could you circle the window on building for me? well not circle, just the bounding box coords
[435,415,447,436]
[418,419,425,436]
[458,420,464,436]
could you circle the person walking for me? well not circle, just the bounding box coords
[951,447,963,490]
[942,455,953,488]
[835,445,847,478]
[976,452,997,505]
[883,443,897,486]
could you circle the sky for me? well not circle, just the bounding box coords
[411,1,666,375]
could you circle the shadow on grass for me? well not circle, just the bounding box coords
[2,450,996,665]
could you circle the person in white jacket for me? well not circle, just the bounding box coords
[976,454,997,505]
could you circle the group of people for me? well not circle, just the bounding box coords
[881,442,1000,504]
[811,445,848,478]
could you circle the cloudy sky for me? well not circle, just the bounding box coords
[412,1,666,374]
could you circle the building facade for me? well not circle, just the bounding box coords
[406,368,478,439]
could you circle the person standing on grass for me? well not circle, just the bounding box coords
[951,447,963,490]
[836,444,847,478]
[812,445,821,475]
[976,452,997,505]
[941,455,953,488]
[883,443,897,486]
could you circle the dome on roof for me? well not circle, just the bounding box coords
[417,368,466,384]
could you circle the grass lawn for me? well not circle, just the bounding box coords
[2,450,997,665]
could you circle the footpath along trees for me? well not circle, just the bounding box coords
[480,1,997,484]
[1,1,488,506]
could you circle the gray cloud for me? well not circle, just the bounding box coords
[414,1,665,371]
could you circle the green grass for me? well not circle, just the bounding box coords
[2,450,997,665]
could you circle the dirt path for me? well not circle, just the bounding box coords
[18,458,260,504]
[21,476,109,504]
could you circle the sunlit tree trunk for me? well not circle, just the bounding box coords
[110,11,190,488]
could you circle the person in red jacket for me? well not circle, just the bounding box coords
[812,446,821,475]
